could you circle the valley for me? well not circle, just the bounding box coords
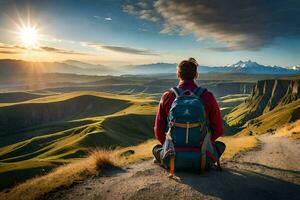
[0,91,157,190]
[0,62,299,199]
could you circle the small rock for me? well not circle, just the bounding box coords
[120,150,135,157]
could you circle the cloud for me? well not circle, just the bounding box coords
[124,0,300,51]
[87,43,159,56]
[206,46,248,52]
[137,1,148,9]
[0,42,88,55]
[139,9,160,22]
[123,3,160,22]
[122,5,137,15]
[0,50,19,54]
[94,16,112,21]
[0,43,25,50]
[0,43,26,54]
[39,46,87,55]
[139,28,148,32]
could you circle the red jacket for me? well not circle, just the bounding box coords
[154,80,224,144]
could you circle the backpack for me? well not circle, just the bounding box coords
[160,86,220,177]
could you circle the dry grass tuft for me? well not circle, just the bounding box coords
[89,149,116,172]
[0,150,115,200]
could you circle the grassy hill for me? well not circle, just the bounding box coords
[238,99,300,136]
[225,79,300,127]
[0,91,55,103]
[0,93,131,135]
[0,91,157,190]
[224,78,300,136]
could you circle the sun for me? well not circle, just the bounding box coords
[19,26,39,47]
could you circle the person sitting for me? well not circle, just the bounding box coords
[152,58,226,176]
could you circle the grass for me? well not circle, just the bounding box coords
[0,91,51,104]
[0,150,115,200]
[0,89,259,191]
[115,139,158,165]
[0,91,157,190]
[273,119,300,140]
[89,149,115,171]
[224,79,300,128]
[237,99,300,136]
[0,135,259,200]
[218,135,258,160]
[218,94,249,111]
[0,93,131,135]
[0,139,158,200]
[219,94,249,102]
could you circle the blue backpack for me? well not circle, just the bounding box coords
[160,87,220,176]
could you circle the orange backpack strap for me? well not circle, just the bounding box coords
[169,154,175,178]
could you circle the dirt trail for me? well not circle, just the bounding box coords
[44,135,300,200]
[236,135,300,171]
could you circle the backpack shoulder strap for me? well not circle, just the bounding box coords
[193,87,207,97]
[170,87,183,98]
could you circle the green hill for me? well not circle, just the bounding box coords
[0,91,157,190]
[239,99,300,136]
[0,94,130,136]
[0,92,53,103]
[224,79,300,136]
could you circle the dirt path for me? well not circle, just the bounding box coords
[236,134,300,171]
[44,135,300,200]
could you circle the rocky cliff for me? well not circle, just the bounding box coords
[225,79,300,127]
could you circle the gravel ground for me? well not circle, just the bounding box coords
[44,135,300,200]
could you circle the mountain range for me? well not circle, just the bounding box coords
[126,60,300,75]
[0,59,119,76]
[0,59,299,77]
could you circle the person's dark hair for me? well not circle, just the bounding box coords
[177,58,198,80]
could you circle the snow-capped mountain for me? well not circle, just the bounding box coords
[227,60,261,68]
[225,60,300,74]
[291,65,300,71]
[124,60,300,75]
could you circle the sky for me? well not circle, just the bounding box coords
[0,0,299,67]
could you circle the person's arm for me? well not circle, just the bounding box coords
[154,92,169,144]
[205,92,224,142]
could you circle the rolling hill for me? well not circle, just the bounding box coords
[0,91,157,190]
[0,93,130,136]
[0,92,51,103]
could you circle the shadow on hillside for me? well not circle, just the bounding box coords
[222,121,242,136]
[177,167,300,200]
